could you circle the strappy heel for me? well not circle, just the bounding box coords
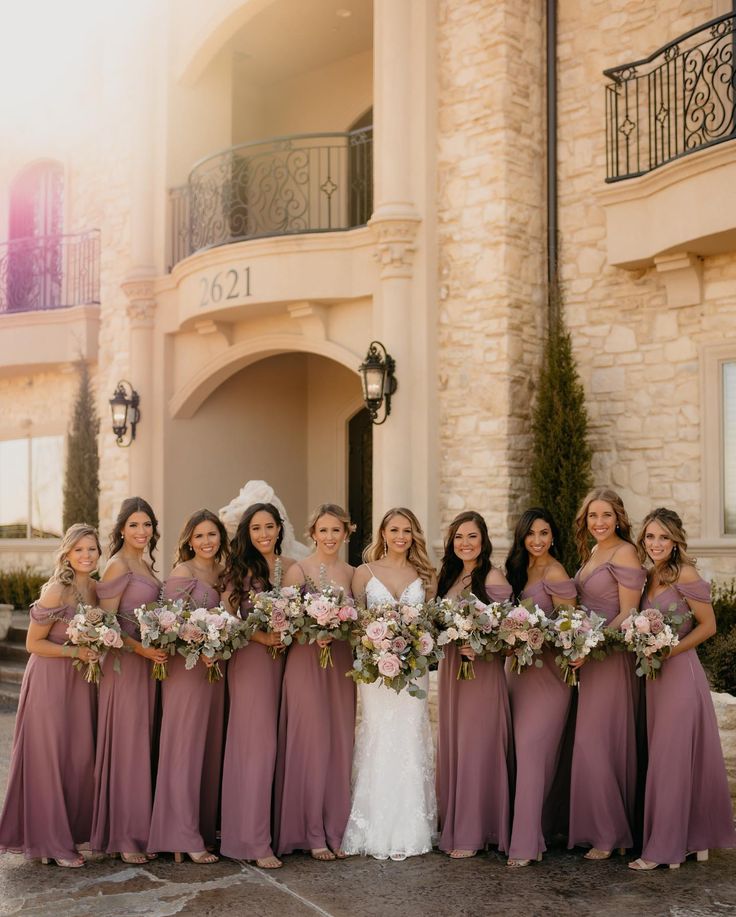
[174,851,219,864]
[41,856,84,868]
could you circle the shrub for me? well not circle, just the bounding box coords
[529,294,593,575]
[697,578,736,695]
[0,568,48,609]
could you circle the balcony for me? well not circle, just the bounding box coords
[0,230,100,313]
[604,13,736,182]
[0,231,100,375]
[169,127,373,269]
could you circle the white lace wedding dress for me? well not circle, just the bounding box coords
[341,575,437,859]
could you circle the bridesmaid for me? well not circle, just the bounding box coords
[629,508,736,870]
[504,508,577,867]
[273,503,355,861]
[91,497,167,864]
[436,510,513,858]
[220,503,295,869]
[147,509,229,864]
[568,487,645,860]
[0,524,100,867]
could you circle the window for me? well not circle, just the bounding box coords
[724,361,736,535]
[0,436,63,538]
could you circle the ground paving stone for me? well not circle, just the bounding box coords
[0,701,734,916]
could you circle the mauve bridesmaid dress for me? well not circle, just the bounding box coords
[568,561,645,852]
[506,577,577,861]
[0,602,97,860]
[147,577,225,855]
[90,572,159,854]
[220,575,286,861]
[639,578,736,864]
[273,580,355,856]
[437,582,513,854]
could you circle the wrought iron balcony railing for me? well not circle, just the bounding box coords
[0,230,100,313]
[169,127,373,267]
[604,12,736,182]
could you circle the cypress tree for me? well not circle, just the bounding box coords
[530,294,593,574]
[62,362,100,530]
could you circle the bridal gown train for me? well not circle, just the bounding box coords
[341,575,437,859]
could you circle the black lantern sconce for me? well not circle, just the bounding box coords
[359,341,397,425]
[109,380,140,447]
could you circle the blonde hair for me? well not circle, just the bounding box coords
[50,524,101,587]
[364,507,436,588]
[306,503,356,541]
[574,487,634,565]
[636,507,696,586]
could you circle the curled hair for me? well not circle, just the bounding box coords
[636,507,696,586]
[223,503,284,612]
[437,511,493,601]
[50,524,102,587]
[364,507,436,588]
[306,503,356,541]
[505,508,563,600]
[173,509,230,570]
[574,487,634,566]
[109,497,161,569]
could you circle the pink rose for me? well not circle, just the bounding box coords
[508,607,530,624]
[380,638,392,652]
[366,621,388,643]
[401,604,420,624]
[392,636,408,653]
[85,607,103,625]
[316,609,336,627]
[417,633,434,656]
[101,628,123,648]
[338,605,357,622]
[634,617,651,634]
[527,628,544,651]
[159,610,178,631]
[377,654,401,677]
[479,615,495,634]
[180,622,206,644]
[271,608,289,632]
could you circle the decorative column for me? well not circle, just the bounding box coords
[370,0,424,517]
[121,273,156,501]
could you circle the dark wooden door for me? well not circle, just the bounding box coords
[348,407,372,566]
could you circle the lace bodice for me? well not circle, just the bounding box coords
[365,575,424,607]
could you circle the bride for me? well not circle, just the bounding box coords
[341,507,438,860]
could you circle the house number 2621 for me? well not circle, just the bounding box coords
[199,267,251,308]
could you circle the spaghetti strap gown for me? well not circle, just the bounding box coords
[147,577,225,855]
[273,582,356,855]
[437,583,513,854]
[342,577,435,859]
[220,576,286,861]
[507,577,577,860]
[640,578,736,864]
[90,572,160,854]
[0,602,97,861]
[568,562,645,852]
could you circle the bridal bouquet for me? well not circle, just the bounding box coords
[133,598,185,680]
[619,605,688,679]
[300,566,358,668]
[547,605,607,686]
[348,601,441,698]
[243,584,304,659]
[65,604,125,684]
[429,593,502,680]
[177,604,246,682]
[487,600,551,674]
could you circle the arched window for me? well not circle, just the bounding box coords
[6,161,64,311]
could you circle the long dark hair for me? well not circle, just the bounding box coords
[505,507,562,600]
[108,497,160,570]
[173,509,230,567]
[436,511,493,602]
[224,503,284,612]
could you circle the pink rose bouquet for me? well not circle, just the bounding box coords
[619,604,688,679]
[177,604,247,682]
[428,593,504,680]
[243,584,304,659]
[485,600,551,674]
[299,565,358,668]
[133,598,185,680]
[65,603,125,684]
[348,600,442,698]
[547,605,607,686]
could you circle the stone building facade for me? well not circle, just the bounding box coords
[1,0,735,579]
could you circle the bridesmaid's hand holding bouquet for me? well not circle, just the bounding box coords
[65,603,125,684]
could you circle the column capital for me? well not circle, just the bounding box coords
[122,271,157,328]
[369,215,421,279]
